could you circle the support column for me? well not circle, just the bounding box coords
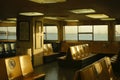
[16,16,44,67]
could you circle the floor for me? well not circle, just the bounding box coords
[34,61,78,80]
[34,56,120,80]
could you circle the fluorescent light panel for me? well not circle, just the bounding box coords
[29,0,66,3]
[64,20,79,22]
[44,17,58,20]
[44,17,65,20]
[19,12,44,16]
[7,18,17,21]
[100,18,116,21]
[70,9,96,14]
[2,21,16,23]
[86,14,109,19]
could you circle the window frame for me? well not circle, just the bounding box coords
[43,25,58,41]
[0,27,16,40]
[64,25,108,41]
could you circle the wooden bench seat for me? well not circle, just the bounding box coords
[0,55,45,80]
[58,44,102,68]
[0,42,16,58]
[43,43,60,63]
[74,57,117,80]
[19,55,45,80]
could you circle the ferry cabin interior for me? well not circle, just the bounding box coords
[1,0,120,80]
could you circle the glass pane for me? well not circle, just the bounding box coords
[8,27,16,39]
[0,27,7,39]
[115,25,120,41]
[79,34,92,40]
[79,25,92,32]
[46,26,58,40]
[64,26,77,40]
[94,25,108,41]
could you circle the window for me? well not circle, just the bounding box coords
[78,25,108,41]
[8,27,16,39]
[78,25,93,40]
[0,27,16,40]
[115,25,120,41]
[44,26,58,40]
[64,26,77,40]
[0,27,7,39]
[64,25,108,41]
[94,25,108,41]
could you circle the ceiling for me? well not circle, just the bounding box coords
[1,0,120,21]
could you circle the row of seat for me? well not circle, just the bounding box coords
[0,42,16,58]
[58,44,102,68]
[0,55,45,80]
[43,43,64,63]
[74,57,116,80]
[69,44,92,60]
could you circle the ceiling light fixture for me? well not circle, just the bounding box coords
[100,18,116,21]
[2,21,16,23]
[44,17,58,20]
[44,17,66,20]
[7,18,17,21]
[64,20,79,22]
[19,12,44,16]
[70,9,96,14]
[29,0,66,4]
[86,14,109,19]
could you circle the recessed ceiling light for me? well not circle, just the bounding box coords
[7,18,17,21]
[19,12,44,16]
[70,9,96,14]
[100,18,116,21]
[44,17,65,20]
[44,17,58,20]
[86,14,109,19]
[64,20,79,22]
[2,21,16,23]
[29,0,66,4]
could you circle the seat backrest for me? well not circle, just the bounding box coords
[93,59,110,80]
[43,44,49,54]
[10,43,16,51]
[0,59,8,80]
[19,55,33,76]
[79,65,97,80]
[70,46,79,60]
[43,44,53,55]
[82,44,90,56]
[47,44,53,53]
[4,43,11,52]
[5,56,22,80]
[104,57,116,80]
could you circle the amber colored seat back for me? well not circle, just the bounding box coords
[104,57,116,80]
[83,44,90,56]
[19,55,33,76]
[43,44,49,55]
[10,43,16,51]
[4,43,11,52]
[47,44,53,53]
[79,65,97,80]
[94,59,110,80]
[43,44,54,56]
[5,56,22,80]
[70,46,78,60]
